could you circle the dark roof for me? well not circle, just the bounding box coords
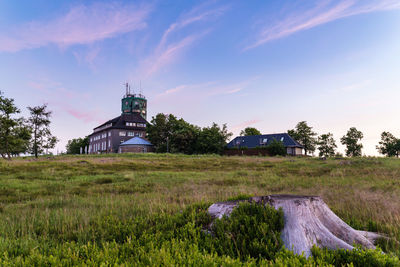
[226,133,303,149]
[91,113,148,134]
[120,137,153,146]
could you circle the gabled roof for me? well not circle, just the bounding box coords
[92,112,148,132]
[120,137,153,146]
[226,133,303,149]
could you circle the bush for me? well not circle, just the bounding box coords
[210,202,284,260]
[267,139,287,156]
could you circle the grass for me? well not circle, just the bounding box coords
[0,154,399,265]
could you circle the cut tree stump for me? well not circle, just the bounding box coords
[208,195,383,257]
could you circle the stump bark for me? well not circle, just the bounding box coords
[208,195,383,257]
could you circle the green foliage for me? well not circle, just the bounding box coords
[66,136,89,154]
[147,113,231,154]
[317,132,337,157]
[0,155,400,265]
[27,104,58,158]
[377,131,400,157]
[288,121,317,155]
[267,138,287,156]
[211,202,284,260]
[0,91,31,159]
[341,127,363,157]
[240,127,261,136]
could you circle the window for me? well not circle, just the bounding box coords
[126,122,137,127]
[119,131,126,136]
[108,140,111,148]
[135,132,139,137]
[260,138,268,144]
[139,132,143,137]
[108,131,111,137]
[128,132,134,136]
[280,137,284,142]
[137,123,146,127]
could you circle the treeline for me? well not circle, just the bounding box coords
[0,91,58,159]
[146,113,232,154]
[282,121,399,157]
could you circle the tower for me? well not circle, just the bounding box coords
[121,83,147,119]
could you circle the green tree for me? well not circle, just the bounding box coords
[0,91,31,159]
[27,104,58,158]
[340,127,363,157]
[66,136,89,154]
[376,131,400,157]
[147,113,200,154]
[317,133,337,157]
[240,127,261,136]
[267,138,286,156]
[288,121,317,156]
[197,123,232,154]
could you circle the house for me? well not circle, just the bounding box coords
[119,137,154,153]
[226,133,303,156]
[88,83,150,154]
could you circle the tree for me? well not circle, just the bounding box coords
[66,136,89,154]
[376,131,400,157]
[317,133,337,157]
[196,123,232,154]
[147,113,232,155]
[288,121,317,156]
[27,104,58,158]
[147,113,200,154]
[267,138,286,156]
[0,91,31,159]
[340,127,363,157]
[240,127,261,136]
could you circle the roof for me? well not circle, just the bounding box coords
[226,133,303,149]
[120,137,153,146]
[91,112,148,134]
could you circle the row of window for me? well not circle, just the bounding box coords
[119,131,143,137]
[126,122,146,127]
[90,131,112,142]
[90,140,112,153]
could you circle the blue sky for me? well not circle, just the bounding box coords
[1,0,400,155]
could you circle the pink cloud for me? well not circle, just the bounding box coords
[137,2,228,78]
[143,31,209,77]
[244,0,400,50]
[64,107,103,124]
[0,2,151,52]
[232,119,263,131]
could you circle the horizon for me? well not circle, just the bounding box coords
[1,0,400,156]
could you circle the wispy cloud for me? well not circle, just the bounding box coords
[142,31,209,77]
[232,119,263,131]
[0,2,151,52]
[245,0,400,50]
[139,1,228,78]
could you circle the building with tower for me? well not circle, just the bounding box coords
[88,83,152,154]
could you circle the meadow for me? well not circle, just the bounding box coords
[0,154,399,266]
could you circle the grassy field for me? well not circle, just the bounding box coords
[0,154,399,265]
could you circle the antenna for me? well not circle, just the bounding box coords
[125,82,128,96]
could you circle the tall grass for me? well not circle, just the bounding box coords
[0,154,399,265]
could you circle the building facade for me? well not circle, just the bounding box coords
[226,133,303,156]
[88,85,150,154]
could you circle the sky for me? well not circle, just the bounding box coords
[1,0,400,156]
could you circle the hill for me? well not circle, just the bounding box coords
[0,154,399,265]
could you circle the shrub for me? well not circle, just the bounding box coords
[267,138,287,156]
[210,202,284,260]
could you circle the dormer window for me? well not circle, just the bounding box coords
[280,137,284,142]
[126,122,136,127]
[260,138,268,144]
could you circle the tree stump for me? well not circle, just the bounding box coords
[208,195,383,257]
